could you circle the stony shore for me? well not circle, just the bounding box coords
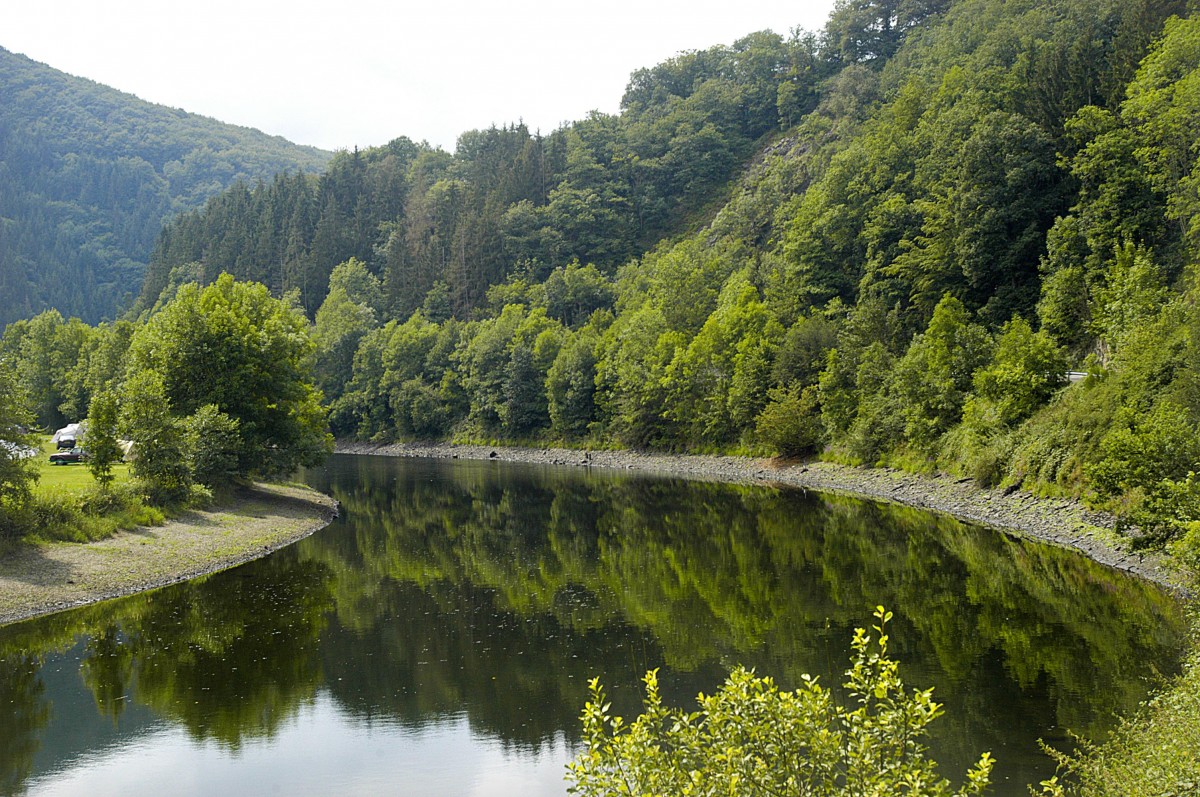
[0,483,338,627]
[2,444,1181,629]
[336,441,1190,595]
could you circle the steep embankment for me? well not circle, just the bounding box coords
[0,483,338,626]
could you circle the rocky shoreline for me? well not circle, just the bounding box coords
[336,441,1190,595]
[0,483,338,627]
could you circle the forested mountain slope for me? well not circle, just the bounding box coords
[0,47,332,327]
[301,0,1200,549]
[138,24,849,319]
[14,0,1200,551]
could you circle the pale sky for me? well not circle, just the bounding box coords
[2,0,837,153]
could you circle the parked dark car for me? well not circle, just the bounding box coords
[56,436,77,450]
[48,447,88,464]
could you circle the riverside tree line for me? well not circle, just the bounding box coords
[5,0,1200,560]
[137,0,1200,563]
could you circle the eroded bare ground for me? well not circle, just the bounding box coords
[0,483,338,627]
[336,441,1190,595]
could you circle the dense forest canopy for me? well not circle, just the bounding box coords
[138,24,838,319]
[0,47,332,328]
[7,0,1200,557]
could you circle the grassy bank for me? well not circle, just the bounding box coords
[0,482,337,626]
[0,435,158,548]
[33,435,131,492]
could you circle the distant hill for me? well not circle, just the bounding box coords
[140,28,831,320]
[0,47,332,327]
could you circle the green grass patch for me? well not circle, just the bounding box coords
[33,435,131,494]
[1,436,157,543]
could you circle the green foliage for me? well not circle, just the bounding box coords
[1004,374,1114,492]
[1036,258,1090,355]
[0,310,85,429]
[844,343,906,464]
[458,304,563,436]
[890,295,992,451]
[968,317,1067,429]
[391,377,456,439]
[593,304,682,448]
[1091,242,1170,354]
[825,0,949,66]
[1170,516,1200,573]
[332,312,464,440]
[314,278,380,404]
[773,311,840,388]
[755,383,824,456]
[127,274,332,478]
[182,405,242,491]
[1087,401,1200,499]
[1122,15,1200,251]
[0,360,38,535]
[24,483,165,543]
[568,607,993,796]
[663,274,782,447]
[0,47,331,328]
[327,258,384,313]
[120,370,191,506]
[85,390,123,491]
[547,324,602,439]
[543,263,616,329]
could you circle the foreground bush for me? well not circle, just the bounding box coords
[567,607,993,796]
[1036,617,1200,797]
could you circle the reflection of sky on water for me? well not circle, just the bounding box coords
[25,693,572,797]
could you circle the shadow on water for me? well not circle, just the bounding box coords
[0,453,1187,796]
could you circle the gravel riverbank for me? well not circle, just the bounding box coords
[337,441,1190,595]
[0,483,338,627]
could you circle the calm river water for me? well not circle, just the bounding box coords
[0,454,1187,796]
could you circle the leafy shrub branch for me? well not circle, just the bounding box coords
[568,607,993,797]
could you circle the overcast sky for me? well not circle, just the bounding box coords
[3,0,837,153]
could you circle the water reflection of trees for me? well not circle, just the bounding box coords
[0,654,49,796]
[299,456,1185,780]
[0,554,335,792]
[0,455,1187,795]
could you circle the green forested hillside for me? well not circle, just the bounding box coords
[5,4,1200,791]
[0,47,332,327]
[12,0,1200,553]
[6,2,1200,791]
[131,0,1200,548]
[139,26,844,318]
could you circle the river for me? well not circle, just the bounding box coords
[0,454,1186,795]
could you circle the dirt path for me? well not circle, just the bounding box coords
[336,441,1190,595]
[0,483,338,627]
